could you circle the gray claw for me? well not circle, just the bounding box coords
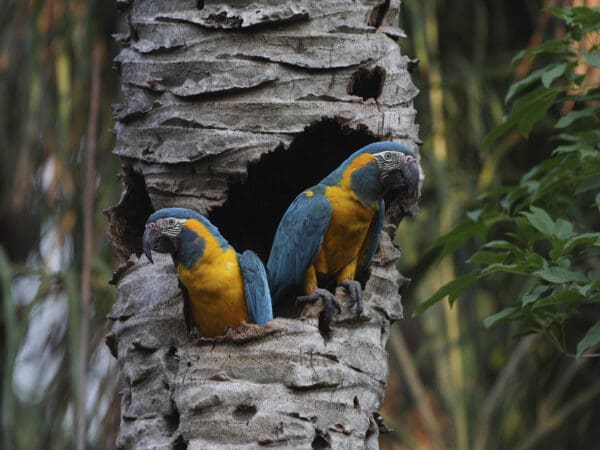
[296,288,341,333]
[339,280,364,319]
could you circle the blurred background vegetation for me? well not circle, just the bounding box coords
[0,1,598,449]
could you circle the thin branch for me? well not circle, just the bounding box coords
[514,0,556,80]
[542,343,600,418]
[473,335,538,450]
[513,380,600,450]
[77,43,102,450]
[390,326,447,450]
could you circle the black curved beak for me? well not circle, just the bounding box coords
[382,159,421,202]
[143,226,161,263]
[399,160,421,200]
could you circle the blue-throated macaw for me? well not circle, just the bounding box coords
[143,208,273,337]
[267,141,420,331]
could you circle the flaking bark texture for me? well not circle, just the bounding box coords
[107,0,420,448]
[108,0,418,222]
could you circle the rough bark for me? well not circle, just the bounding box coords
[106,0,420,448]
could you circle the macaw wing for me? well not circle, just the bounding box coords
[357,199,384,277]
[239,250,273,325]
[267,191,333,305]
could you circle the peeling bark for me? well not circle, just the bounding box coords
[107,0,420,448]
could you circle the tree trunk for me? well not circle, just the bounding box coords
[106,0,420,448]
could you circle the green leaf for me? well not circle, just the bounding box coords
[505,68,543,104]
[430,218,493,260]
[510,40,570,64]
[533,288,583,309]
[553,218,575,239]
[484,240,519,250]
[415,271,480,315]
[555,108,598,128]
[576,320,600,360]
[521,206,555,236]
[583,50,600,68]
[481,262,533,276]
[575,177,600,194]
[468,250,508,265]
[534,267,588,284]
[547,6,568,20]
[516,87,559,136]
[484,306,517,328]
[483,87,558,150]
[541,62,568,88]
[522,285,548,307]
[564,233,600,252]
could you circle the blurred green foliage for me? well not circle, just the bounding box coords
[383,2,600,450]
[0,0,119,449]
[420,6,600,359]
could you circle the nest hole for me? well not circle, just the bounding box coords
[368,0,390,28]
[348,66,386,101]
[209,117,380,262]
[105,165,153,262]
[108,118,382,279]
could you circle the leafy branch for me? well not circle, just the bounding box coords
[419,6,600,360]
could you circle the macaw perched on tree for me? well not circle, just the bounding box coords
[267,141,420,332]
[143,208,273,338]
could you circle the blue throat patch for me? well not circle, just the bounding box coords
[350,162,381,206]
[178,227,207,269]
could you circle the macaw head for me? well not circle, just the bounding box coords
[362,142,422,206]
[143,207,205,263]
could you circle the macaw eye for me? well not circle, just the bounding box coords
[384,152,392,161]
[168,218,175,226]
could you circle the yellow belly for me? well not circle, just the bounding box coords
[313,186,376,282]
[177,249,249,338]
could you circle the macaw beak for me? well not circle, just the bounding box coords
[399,159,421,200]
[143,225,161,263]
[382,158,421,203]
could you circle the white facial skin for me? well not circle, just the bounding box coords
[153,217,187,238]
[373,150,415,172]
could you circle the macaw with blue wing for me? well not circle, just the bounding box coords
[143,208,272,338]
[267,141,420,331]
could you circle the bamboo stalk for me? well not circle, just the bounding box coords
[77,43,102,450]
[473,335,538,450]
[390,326,447,450]
[0,247,16,449]
[513,381,600,450]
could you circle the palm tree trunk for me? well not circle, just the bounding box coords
[106,0,420,448]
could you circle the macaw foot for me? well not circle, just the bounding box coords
[296,288,342,333]
[187,326,200,340]
[339,279,363,319]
